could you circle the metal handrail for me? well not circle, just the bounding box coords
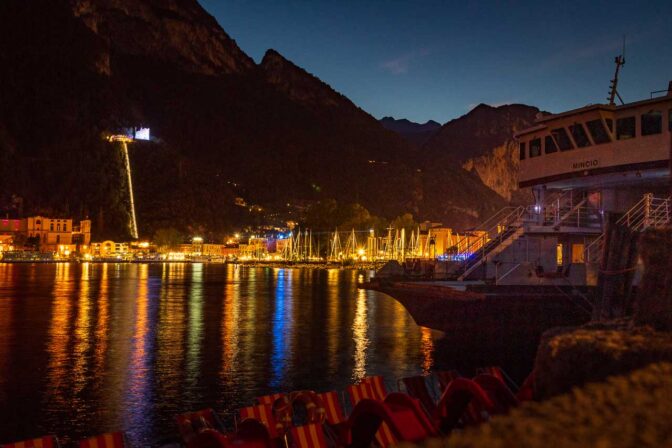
[456,206,525,259]
[585,194,671,264]
[451,206,519,255]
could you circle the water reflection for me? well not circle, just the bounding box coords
[0,264,438,445]
[420,327,435,374]
[352,289,369,382]
[0,263,12,396]
[46,263,75,413]
[220,266,240,386]
[187,264,204,391]
[271,269,294,388]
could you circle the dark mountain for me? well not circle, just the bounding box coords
[0,0,506,239]
[421,103,543,202]
[380,117,441,147]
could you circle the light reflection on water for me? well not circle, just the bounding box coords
[0,263,436,446]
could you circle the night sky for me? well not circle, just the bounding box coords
[202,0,672,123]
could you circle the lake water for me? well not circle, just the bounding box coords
[0,263,536,446]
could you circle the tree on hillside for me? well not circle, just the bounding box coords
[390,213,417,234]
[153,227,183,251]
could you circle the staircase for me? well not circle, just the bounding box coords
[585,194,671,264]
[452,206,526,281]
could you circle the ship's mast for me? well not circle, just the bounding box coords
[607,37,626,106]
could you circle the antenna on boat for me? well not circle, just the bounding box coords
[607,36,626,106]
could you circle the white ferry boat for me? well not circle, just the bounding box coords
[442,80,671,286]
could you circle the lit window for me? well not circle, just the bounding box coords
[529,138,541,157]
[571,243,585,263]
[57,224,60,232]
[519,142,526,160]
[586,119,610,144]
[569,123,591,147]
[552,128,573,151]
[544,135,558,154]
[641,110,662,136]
[556,243,563,266]
[616,116,636,140]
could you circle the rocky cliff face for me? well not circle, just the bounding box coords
[461,140,532,202]
[422,103,542,202]
[261,49,353,110]
[70,0,255,76]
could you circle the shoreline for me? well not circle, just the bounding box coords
[0,259,386,270]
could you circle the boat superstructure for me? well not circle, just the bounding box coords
[443,81,672,286]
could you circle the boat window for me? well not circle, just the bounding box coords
[519,142,526,160]
[586,119,610,144]
[616,116,636,140]
[552,128,573,151]
[605,118,614,132]
[641,110,662,136]
[529,138,541,157]
[569,123,591,147]
[544,135,558,154]
[571,244,585,263]
[556,243,563,266]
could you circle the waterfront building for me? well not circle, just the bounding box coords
[0,216,92,254]
[0,234,13,253]
[91,240,130,258]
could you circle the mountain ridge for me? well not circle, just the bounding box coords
[0,0,508,239]
[379,116,441,147]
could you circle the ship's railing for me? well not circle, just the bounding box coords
[524,189,603,229]
[450,206,521,256]
[585,194,671,264]
[453,205,526,261]
[549,204,602,229]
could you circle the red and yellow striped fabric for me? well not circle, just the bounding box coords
[346,382,375,406]
[256,392,285,405]
[289,424,327,448]
[1,436,58,448]
[362,376,388,401]
[239,404,282,438]
[175,408,220,442]
[78,432,126,448]
[347,383,397,447]
[316,391,346,425]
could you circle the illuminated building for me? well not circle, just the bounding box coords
[91,240,130,258]
[22,216,92,253]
